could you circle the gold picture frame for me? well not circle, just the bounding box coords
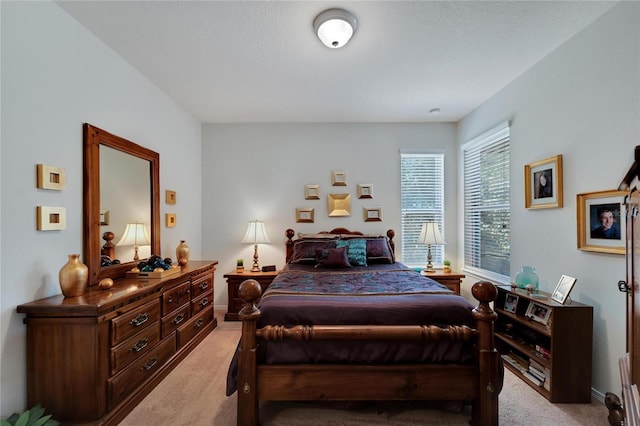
[363,206,382,222]
[577,189,626,254]
[328,193,350,216]
[331,170,347,186]
[357,183,373,199]
[524,155,563,209]
[304,184,320,200]
[165,213,177,228]
[100,209,110,226]
[296,207,314,223]
[36,206,66,231]
[36,164,66,191]
[166,190,176,205]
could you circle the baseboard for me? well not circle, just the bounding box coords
[592,387,606,403]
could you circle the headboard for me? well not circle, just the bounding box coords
[285,227,396,263]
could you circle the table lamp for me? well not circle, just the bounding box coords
[242,220,271,272]
[416,222,446,272]
[116,222,150,261]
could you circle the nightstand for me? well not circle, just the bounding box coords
[421,270,465,294]
[224,269,279,320]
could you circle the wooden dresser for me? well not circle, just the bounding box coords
[421,270,465,294]
[16,260,217,426]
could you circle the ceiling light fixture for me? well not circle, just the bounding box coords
[313,8,357,49]
[429,108,441,116]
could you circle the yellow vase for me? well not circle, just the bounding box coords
[176,240,190,264]
[59,254,88,297]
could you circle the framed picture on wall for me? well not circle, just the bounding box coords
[577,189,626,254]
[296,207,314,223]
[524,155,563,209]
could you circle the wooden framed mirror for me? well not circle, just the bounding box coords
[83,124,160,286]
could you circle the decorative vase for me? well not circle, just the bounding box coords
[515,266,539,290]
[176,240,190,264]
[59,254,88,297]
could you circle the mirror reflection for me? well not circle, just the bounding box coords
[100,145,152,264]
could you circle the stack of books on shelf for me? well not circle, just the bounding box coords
[535,344,551,359]
[501,352,551,390]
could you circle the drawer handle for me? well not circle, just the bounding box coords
[167,296,173,304]
[129,312,149,327]
[195,318,205,328]
[130,337,149,353]
[199,282,209,291]
[142,356,158,371]
[173,313,185,325]
[199,298,209,307]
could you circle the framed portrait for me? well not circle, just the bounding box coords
[328,194,350,216]
[363,206,382,222]
[357,183,373,199]
[296,207,314,223]
[331,170,347,186]
[577,189,626,254]
[525,301,551,325]
[551,275,577,304]
[503,293,518,313]
[304,184,320,200]
[524,155,563,209]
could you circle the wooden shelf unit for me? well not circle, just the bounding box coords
[495,285,593,403]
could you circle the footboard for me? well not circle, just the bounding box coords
[236,280,499,426]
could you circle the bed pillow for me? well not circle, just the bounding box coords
[340,235,395,264]
[315,247,352,268]
[335,239,368,266]
[289,239,337,264]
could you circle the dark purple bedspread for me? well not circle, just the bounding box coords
[226,263,476,396]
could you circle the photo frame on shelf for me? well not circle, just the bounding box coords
[524,154,563,209]
[525,301,551,325]
[296,207,314,223]
[363,206,382,222]
[357,183,373,199]
[577,189,626,254]
[331,170,347,186]
[304,184,320,200]
[328,193,350,216]
[551,275,577,304]
[504,293,518,313]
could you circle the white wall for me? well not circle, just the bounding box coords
[201,123,459,307]
[1,1,202,416]
[457,2,640,397]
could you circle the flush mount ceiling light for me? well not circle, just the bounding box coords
[313,8,357,49]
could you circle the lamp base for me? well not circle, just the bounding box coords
[251,243,260,272]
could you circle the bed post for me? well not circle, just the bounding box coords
[285,228,295,264]
[237,279,263,426]
[471,281,499,426]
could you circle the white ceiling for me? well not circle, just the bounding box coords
[56,1,617,123]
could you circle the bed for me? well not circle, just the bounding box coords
[228,228,500,425]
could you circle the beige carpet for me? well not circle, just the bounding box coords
[119,313,608,425]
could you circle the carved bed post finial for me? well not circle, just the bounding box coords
[285,229,295,264]
[471,281,499,426]
[237,279,262,426]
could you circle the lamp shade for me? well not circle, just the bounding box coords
[116,222,150,247]
[241,220,271,244]
[313,8,357,49]
[416,222,446,246]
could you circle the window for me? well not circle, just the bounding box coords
[400,152,444,267]
[462,122,510,280]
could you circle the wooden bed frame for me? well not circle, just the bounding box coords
[235,228,500,425]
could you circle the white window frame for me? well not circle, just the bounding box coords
[400,152,445,268]
[461,122,510,283]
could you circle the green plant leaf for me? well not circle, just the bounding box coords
[1,420,13,426]
[26,405,45,426]
[31,415,52,426]
[14,411,29,426]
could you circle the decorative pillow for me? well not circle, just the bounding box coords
[315,247,352,268]
[340,235,395,264]
[335,239,368,266]
[289,239,337,264]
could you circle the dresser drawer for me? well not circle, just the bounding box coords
[110,322,161,375]
[191,290,213,316]
[111,299,160,346]
[191,272,213,299]
[108,336,176,409]
[162,281,191,315]
[161,303,190,337]
[177,308,214,350]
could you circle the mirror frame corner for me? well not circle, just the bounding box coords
[83,123,160,286]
